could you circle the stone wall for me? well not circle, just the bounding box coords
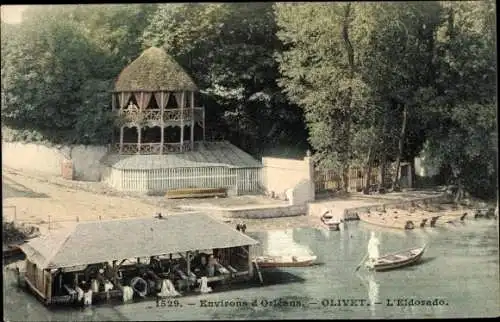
[223,205,307,219]
[2,142,108,181]
[261,156,315,205]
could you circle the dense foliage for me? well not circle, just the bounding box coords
[142,3,308,157]
[274,1,497,197]
[1,2,496,198]
[1,5,157,144]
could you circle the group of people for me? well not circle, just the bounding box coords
[192,253,221,277]
[236,222,247,233]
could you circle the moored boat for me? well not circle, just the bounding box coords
[320,212,342,231]
[254,255,317,268]
[365,245,426,271]
[358,212,416,230]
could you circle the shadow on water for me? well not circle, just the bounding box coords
[4,260,305,314]
[2,177,50,199]
[257,269,306,286]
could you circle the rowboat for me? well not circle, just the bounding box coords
[358,212,417,230]
[254,255,317,268]
[320,212,342,231]
[365,245,426,271]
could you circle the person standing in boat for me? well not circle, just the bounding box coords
[367,231,380,266]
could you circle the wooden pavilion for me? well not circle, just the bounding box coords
[18,213,259,306]
[101,47,262,194]
[112,47,203,154]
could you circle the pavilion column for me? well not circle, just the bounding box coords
[137,126,142,154]
[119,126,124,154]
[190,91,195,150]
[160,92,164,155]
[180,92,185,152]
[160,125,164,154]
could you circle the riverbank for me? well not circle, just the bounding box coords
[2,167,496,235]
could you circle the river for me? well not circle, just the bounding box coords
[3,219,499,320]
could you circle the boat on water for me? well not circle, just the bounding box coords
[365,245,426,271]
[320,212,343,231]
[254,255,317,268]
[358,212,417,230]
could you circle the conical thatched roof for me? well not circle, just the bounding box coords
[114,47,198,92]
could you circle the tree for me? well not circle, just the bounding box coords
[275,3,374,192]
[422,0,497,199]
[1,6,115,144]
[1,5,159,145]
[142,3,308,156]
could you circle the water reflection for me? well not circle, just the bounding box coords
[359,221,408,238]
[356,272,379,317]
[264,229,314,256]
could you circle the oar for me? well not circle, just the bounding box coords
[354,253,368,272]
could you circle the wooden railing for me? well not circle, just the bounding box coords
[117,107,204,123]
[113,140,229,155]
[115,142,194,154]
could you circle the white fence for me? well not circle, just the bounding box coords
[102,166,262,195]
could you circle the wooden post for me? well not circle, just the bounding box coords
[137,126,142,154]
[190,91,195,150]
[112,260,117,286]
[119,127,124,154]
[180,92,184,152]
[247,246,253,278]
[160,92,164,155]
[407,163,413,188]
[186,251,191,291]
[202,106,206,142]
[111,94,116,147]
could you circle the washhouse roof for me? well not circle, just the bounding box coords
[20,212,258,269]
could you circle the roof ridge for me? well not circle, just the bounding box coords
[114,47,198,92]
[44,224,78,267]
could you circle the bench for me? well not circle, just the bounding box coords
[165,188,227,199]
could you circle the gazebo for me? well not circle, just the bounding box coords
[100,47,263,195]
[111,47,205,154]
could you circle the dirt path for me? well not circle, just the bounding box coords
[4,167,484,235]
[1,168,286,232]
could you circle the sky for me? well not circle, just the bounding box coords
[1,5,28,24]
